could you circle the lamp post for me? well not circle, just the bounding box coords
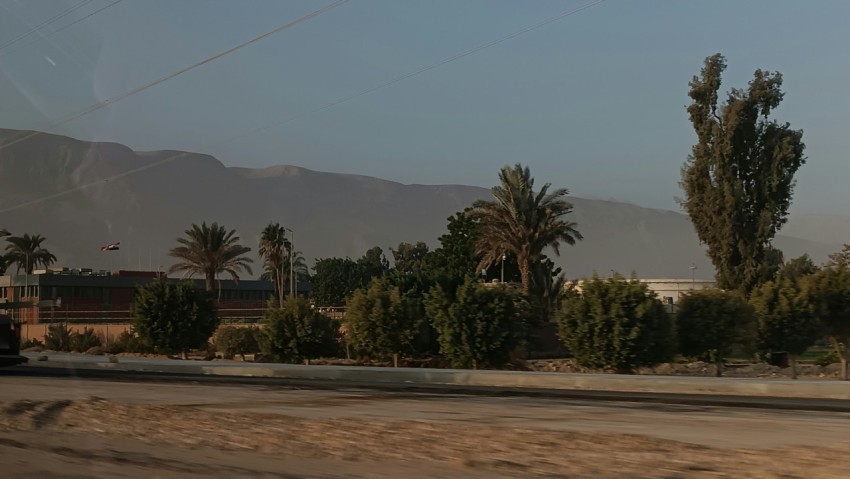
[501,253,506,283]
[689,263,697,289]
[285,227,295,297]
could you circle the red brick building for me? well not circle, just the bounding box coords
[0,268,288,324]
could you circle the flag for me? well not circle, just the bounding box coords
[101,242,120,252]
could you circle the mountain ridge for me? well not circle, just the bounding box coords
[0,129,841,279]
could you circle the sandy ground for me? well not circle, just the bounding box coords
[2,376,850,478]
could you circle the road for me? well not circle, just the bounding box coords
[3,368,850,477]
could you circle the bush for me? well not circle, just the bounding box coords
[21,337,44,349]
[214,325,261,360]
[261,297,341,363]
[106,329,153,355]
[43,323,73,351]
[344,278,421,362]
[677,289,755,376]
[558,275,675,373]
[425,278,531,369]
[133,280,218,359]
[70,327,103,353]
[816,349,840,367]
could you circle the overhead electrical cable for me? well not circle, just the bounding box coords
[0,0,95,52]
[0,0,125,59]
[0,0,349,154]
[0,0,604,214]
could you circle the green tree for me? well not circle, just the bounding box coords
[357,246,390,281]
[468,163,582,295]
[676,289,755,377]
[558,275,674,373]
[214,325,261,360]
[751,279,819,379]
[827,244,850,269]
[680,54,805,295]
[133,280,218,359]
[426,278,530,369]
[258,223,291,306]
[778,254,819,281]
[4,233,57,274]
[807,265,850,380]
[310,257,363,307]
[390,242,430,276]
[344,278,420,365]
[168,222,253,294]
[261,297,341,363]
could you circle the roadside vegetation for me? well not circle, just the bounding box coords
[13,54,850,379]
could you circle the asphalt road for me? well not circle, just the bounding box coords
[4,368,850,478]
[6,364,850,412]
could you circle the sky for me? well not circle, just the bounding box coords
[1,0,849,213]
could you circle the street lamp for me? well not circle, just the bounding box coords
[689,263,697,289]
[285,227,295,297]
[501,253,506,283]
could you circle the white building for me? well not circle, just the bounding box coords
[639,279,716,312]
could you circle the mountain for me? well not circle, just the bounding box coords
[0,129,841,279]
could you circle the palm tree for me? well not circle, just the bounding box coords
[259,249,309,295]
[258,223,290,306]
[4,233,57,274]
[168,222,253,294]
[467,163,582,295]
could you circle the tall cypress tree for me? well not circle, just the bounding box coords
[680,54,805,295]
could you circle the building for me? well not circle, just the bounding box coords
[568,277,716,313]
[639,278,716,313]
[0,267,305,324]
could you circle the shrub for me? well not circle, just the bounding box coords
[425,278,530,369]
[106,329,153,355]
[751,278,819,379]
[21,337,44,349]
[70,327,103,353]
[261,297,341,363]
[816,349,840,368]
[215,325,261,360]
[344,278,420,362]
[677,289,755,377]
[43,323,73,351]
[558,274,675,373]
[133,280,218,359]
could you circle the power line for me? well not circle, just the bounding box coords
[0,0,95,52]
[220,0,606,145]
[0,0,604,214]
[0,0,124,59]
[0,0,349,154]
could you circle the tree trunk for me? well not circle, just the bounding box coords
[181,350,189,360]
[393,353,398,368]
[789,354,798,380]
[278,267,284,307]
[205,274,215,293]
[519,260,531,296]
[715,358,723,377]
[833,337,849,381]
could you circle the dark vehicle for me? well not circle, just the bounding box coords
[0,314,28,366]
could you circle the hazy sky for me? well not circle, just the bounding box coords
[2,0,848,213]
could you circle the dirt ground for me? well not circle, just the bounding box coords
[3,380,850,478]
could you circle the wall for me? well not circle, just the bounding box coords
[20,323,133,347]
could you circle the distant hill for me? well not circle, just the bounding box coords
[0,129,840,279]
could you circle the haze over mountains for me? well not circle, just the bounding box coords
[0,129,844,280]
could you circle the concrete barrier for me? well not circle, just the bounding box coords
[21,353,850,400]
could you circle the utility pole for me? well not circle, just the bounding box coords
[286,228,295,297]
[689,263,697,289]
